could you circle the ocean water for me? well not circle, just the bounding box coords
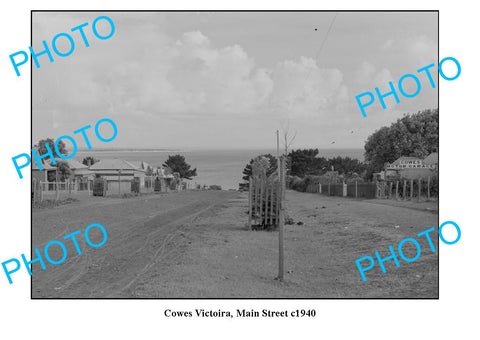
[76,148,364,190]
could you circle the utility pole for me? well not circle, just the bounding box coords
[277,130,285,281]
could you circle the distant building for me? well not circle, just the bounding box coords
[129,160,152,173]
[32,157,56,183]
[89,159,145,177]
[55,158,92,181]
[154,165,176,191]
[385,152,438,179]
[128,160,153,188]
[155,165,174,178]
[423,152,438,169]
[89,158,146,193]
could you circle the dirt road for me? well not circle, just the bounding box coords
[32,189,438,298]
[128,190,438,298]
[32,190,238,298]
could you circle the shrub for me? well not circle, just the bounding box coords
[286,176,302,190]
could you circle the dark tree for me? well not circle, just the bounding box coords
[82,156,99,166]
[36,138,68,158]
[309,156,329,175]
[239,154,277,190]
[364,108,438,173]
[163,155,197,180]
[287,149,366,178]
[288,149,319,177]
[327,156,366,176]
[55,161,71,182]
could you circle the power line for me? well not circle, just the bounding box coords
[314,12,338,63]
[271,12,338,121]
[304,12,338,85]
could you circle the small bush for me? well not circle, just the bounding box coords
[290,175,322,192]
[33,197,79,209]
[286,176,302,190]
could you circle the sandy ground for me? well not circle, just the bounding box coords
[32,189,438,298]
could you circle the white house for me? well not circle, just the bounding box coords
[89,158,146,193]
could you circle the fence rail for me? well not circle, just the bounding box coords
[375,177,438,201]
[31,175,187,203]
[248,176,280,228]
[289,176,438,201]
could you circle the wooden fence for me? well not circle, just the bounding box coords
[291,177,437,201]
[32,179,78,202]
[376,177,438,201]
[32,176,164,202]
[248,176,280,228]
[248,156,286,229]
[302,181,377,199]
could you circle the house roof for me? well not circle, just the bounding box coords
[53,158,88,170]
[89,158,144,171]
[67,159,88,169]
[32,159,56,171]
[128,160,151,170]
[423,152,438,165]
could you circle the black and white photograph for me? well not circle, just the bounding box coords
[6,0,480,338]
[29,11,440,299]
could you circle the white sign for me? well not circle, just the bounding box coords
[387,159,436,169]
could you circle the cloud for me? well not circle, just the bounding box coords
[350,62,398,113]
[35,26,347,124]
[354,61,376,84]
[82,30,276,120]
[268,57,344,118]
[406,35,437,66]
[373,68,395,86]
[163,31,273,116]
[32,12,438,149]
[379,34,437,67]
[381,39,394,50]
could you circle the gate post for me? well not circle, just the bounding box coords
[410,179,414,200]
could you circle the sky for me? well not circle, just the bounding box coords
[32,11,438,150]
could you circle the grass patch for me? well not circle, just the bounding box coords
[33,197,79,209]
